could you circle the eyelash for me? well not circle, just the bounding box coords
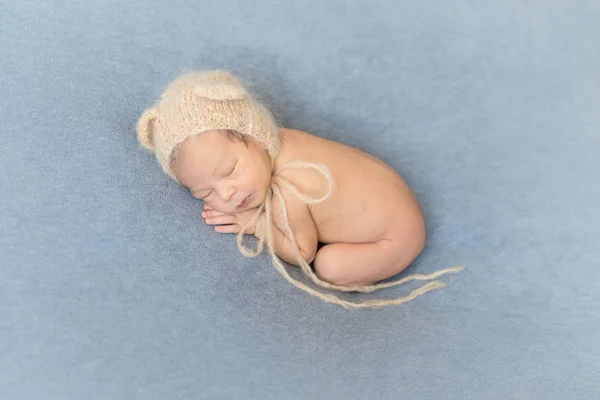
[228,161,238,176]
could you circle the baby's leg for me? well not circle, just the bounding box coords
[313,240,417,287]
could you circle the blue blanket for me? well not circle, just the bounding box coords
[2,1,599,398]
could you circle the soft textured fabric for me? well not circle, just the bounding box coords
[137,70,280,180]
[1,1,599,399]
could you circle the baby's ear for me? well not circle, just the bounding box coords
[136,107,158,151]
[193,81,248,101]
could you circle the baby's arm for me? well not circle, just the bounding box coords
[256,189,318,266]
[202,192,318,266]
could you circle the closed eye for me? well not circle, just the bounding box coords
[227,160,238,176]
[200,190,213,200]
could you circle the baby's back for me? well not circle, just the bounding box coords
[276,129,424,245]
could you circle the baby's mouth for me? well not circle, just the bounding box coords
[237,193,252,209]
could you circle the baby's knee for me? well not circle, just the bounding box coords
[313,247,355,286]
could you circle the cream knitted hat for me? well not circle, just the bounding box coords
[136,70,280,180]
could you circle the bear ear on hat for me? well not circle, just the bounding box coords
[193,81,248,101]
[137,106,158,151]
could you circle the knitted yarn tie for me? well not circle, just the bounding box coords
[236,161,464,309]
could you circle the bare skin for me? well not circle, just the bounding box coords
[172,128,426,287]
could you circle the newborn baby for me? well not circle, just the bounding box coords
[137,70,462,308]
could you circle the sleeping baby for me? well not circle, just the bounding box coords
[136,70,462,308]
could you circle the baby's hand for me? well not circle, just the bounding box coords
[202,204,261,235]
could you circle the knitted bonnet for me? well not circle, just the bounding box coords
[136,70,280,180]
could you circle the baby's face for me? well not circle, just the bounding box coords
[172,130,272,214]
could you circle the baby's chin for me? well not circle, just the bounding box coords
[255,188,270,206]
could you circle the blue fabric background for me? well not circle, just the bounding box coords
[1,1,599,399]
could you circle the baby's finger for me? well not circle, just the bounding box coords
[215,225,240,234]
[202,210,227,218]
[203,204,213,211]
[204,215,237,226]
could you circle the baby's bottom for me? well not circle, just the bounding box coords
[313,239,419,287]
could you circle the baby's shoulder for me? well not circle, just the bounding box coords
[275,129,334,200]
[279,128,316,147]
[279,128,342,156]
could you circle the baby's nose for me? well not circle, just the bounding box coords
[227,187,237,201]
